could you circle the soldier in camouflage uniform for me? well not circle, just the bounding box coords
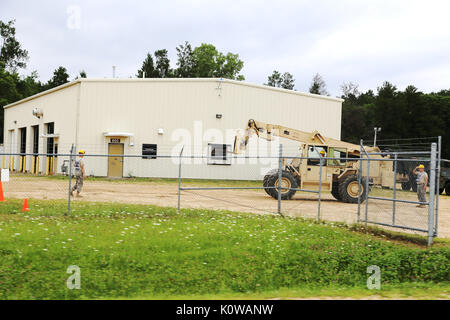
[71,150,86,197]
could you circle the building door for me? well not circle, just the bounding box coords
[19,127,27,172]
[32,125,39,174]
[108,143,124,178]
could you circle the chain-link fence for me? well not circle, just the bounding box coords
[0,140,443,245]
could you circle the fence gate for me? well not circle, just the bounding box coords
[358,138,441,246]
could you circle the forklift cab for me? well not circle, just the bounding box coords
[298,145,349,191]
[306,145,328,166]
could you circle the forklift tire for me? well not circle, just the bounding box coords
[263,169,278,196]
[338,174,366,203]
[439,187,444,195]
[408,173,418,192]
[446,184,450,196]
[401,181,411,191]
[266,170,298,200]
[331,182,342,201]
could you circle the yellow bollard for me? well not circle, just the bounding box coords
[21,156,26,173]
[46,157,49,176]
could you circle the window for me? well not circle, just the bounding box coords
[32,125,39,154]
[208,144,231,165]
[327,148,347,166]
[45,122,55,154]
[142,144,157,159]
[307,146,328,166]
[19,127,27,154]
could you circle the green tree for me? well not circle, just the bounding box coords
[374,81,409,139]
[266,70,282,87]
[216,52,245,80]
[137,53,158,78]
[0,67,21,137]
[190,43,244,80]
[16,71,43,97]
[191,44,219,78]
[265,70,295,90]
[46,66,70,89]
[175,41,195,78]
[309,73,329,96]
[340,82,360,104]
[154,49,173,78]
[0,19,29,72]
[281,72,295,90]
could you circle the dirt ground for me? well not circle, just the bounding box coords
[3,176,449,238]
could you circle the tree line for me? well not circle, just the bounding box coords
[340,82,450,158]
[0,19,448,157]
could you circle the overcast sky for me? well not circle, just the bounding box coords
[1,0,449,96]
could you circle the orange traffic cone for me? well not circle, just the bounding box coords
[22,198,30,212]
[0,182,4,202]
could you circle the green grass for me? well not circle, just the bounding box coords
[0,199,448,300]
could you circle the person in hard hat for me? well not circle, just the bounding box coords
[71,150,86,197]
[413,164,428,208]
[318,149,327,165]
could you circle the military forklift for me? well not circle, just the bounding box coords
[233,119,405,203]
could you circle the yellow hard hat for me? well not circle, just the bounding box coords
[418,164,424,169]
[320,150,326,154]
[78,149,85,154]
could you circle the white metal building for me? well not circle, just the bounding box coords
[3,78,343,180]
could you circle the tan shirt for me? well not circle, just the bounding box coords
[416,171,428,185]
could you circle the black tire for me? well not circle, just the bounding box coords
[446,184,450,196]
[331,182,342,201]
[439,188,444,195]
[263,169,278,196]
[411,182,417,192]
[401,181,411,191]
[266,170,298,200]
[338,174,366,203]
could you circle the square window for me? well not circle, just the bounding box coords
[208,144,231,165]
[142,144,157,159]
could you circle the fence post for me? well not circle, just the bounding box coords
[435,136,441,237]
[317,156,324,222]
[364,150,371,228]
[357,140,363,223]
[177,146,184,213]
[277,144,283,216]
[392,153,398,225]
[67,144,74,216]
[427,143,437,246]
